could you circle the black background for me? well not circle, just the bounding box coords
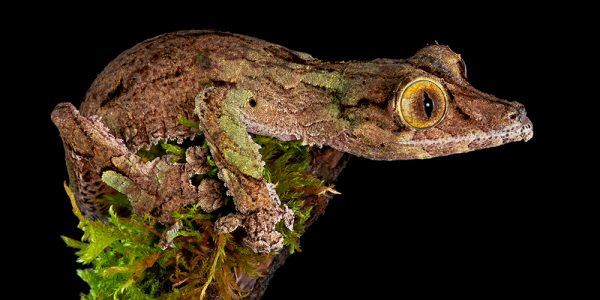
[8,4,585,299]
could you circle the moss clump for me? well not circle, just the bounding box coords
[63,132,332,299]
[137,142,187,163]
[255,136,323,254]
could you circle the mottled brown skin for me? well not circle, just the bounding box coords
[52,30,532,254]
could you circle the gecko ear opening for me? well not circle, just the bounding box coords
[395,78,448,129]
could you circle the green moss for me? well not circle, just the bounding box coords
[62,191,165,298]
[255,136,323,253]
[64,133,330,299]
[137,142,186,163]
[137,133,205,164]
[96,192,132,213]
[161,144,186,157]
[178,115,200,130]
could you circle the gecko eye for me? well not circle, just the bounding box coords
[396,78,448,129]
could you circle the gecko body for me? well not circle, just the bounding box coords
[52,31,532,253]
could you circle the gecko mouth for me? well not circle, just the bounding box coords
[400,116,533,149]
[457,118,532,146]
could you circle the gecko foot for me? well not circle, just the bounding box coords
[214,205,294,254]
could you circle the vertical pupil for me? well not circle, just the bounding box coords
[423,92,434,118]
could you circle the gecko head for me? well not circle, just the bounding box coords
[341,45,533,160]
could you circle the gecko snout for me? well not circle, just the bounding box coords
[510,102,533,142]
[519,114,534,142]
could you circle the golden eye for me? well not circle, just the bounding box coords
[396,78,448,129]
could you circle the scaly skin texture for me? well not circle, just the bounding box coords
[52,30,533,254]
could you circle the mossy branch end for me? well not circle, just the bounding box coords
[62,135,338,299]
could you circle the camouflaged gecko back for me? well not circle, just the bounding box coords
[80,31,278,152]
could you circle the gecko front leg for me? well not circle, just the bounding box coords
[52,103,225,224]
[51,103,130,220]
[196,86,294,254]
